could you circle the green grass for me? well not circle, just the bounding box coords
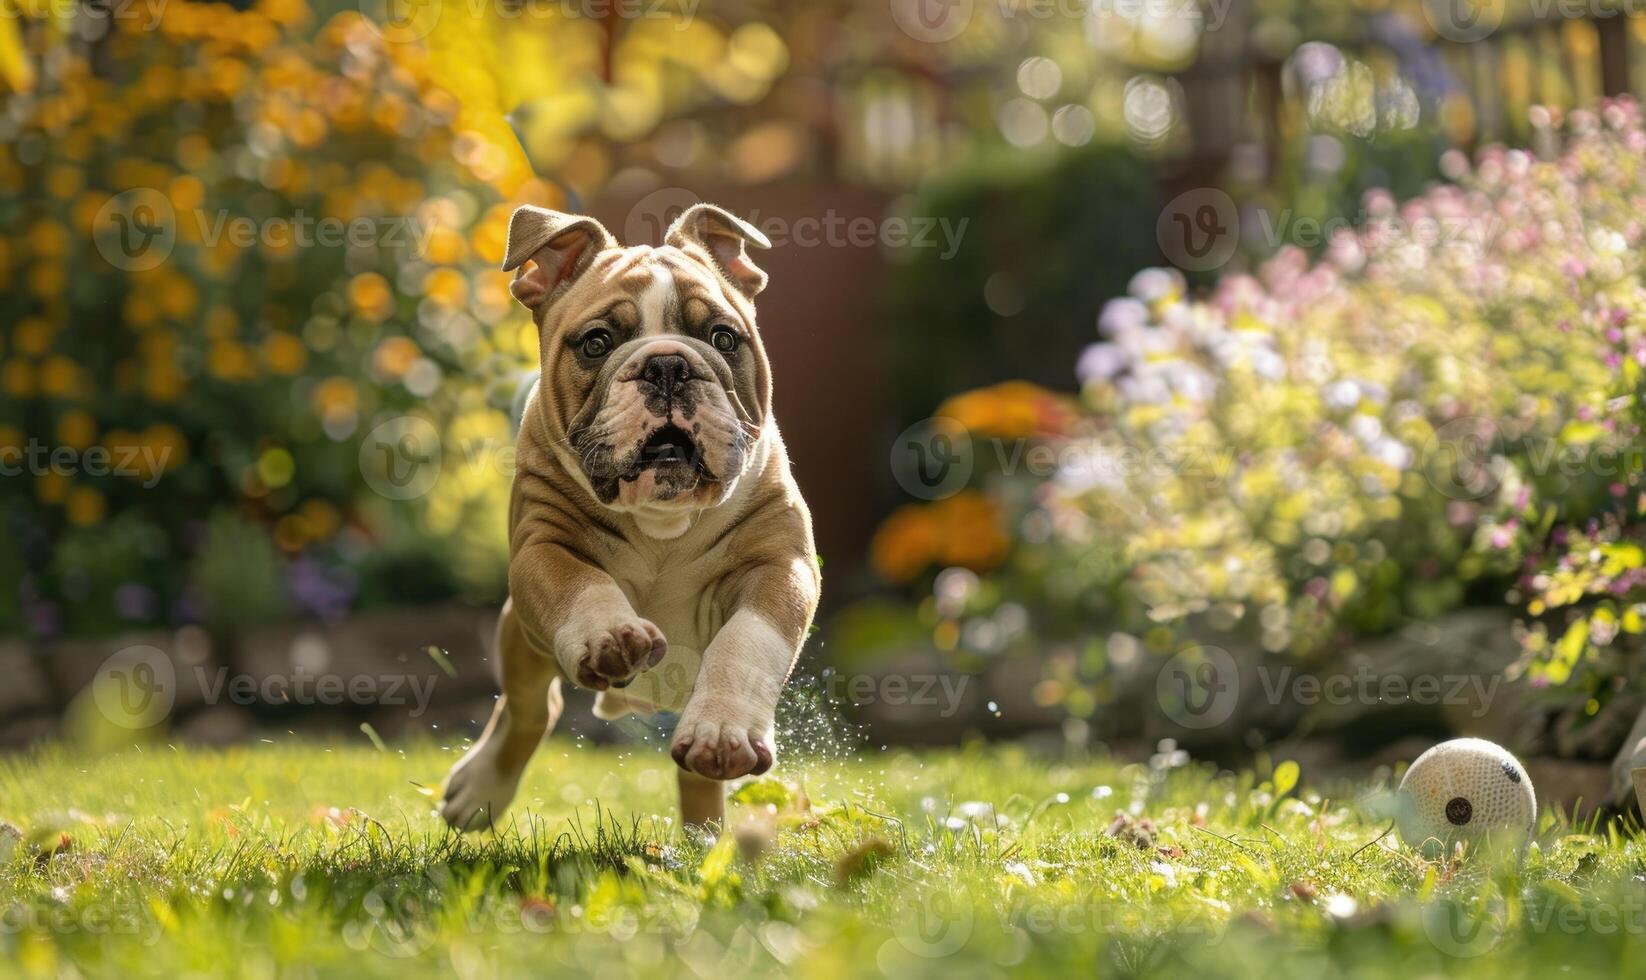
[1,738,1644,977]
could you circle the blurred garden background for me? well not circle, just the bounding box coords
[2,0,1645,799]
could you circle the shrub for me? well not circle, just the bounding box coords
[879,142,1161,427]
[871,101,1646,716]
[0,1,548,637]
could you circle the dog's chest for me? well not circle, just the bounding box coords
[597,548,727,712]
[615,567,721,650]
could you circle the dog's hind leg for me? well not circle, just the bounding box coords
[677,768,725,830]
[440,598,562,831]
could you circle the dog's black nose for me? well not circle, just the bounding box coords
[641,354,690,397]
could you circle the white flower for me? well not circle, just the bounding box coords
[1127,267,1183,304]
[1118,373,1172,405]
[1323,379,1360,410]
[1156,360,1218,402]
[1370,437,1413,470]
[1057,443,1127,492]
[1588,227,1627,256]
[1077,342,1131,383]
[1249,348,1287,380]
[1099,297,1151,336]
[1347,414,1383,443]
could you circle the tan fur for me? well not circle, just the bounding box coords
[440,204,819,832]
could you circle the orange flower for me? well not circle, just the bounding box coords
[35,472,68,504]
[373,336,420,379]
[470,205,513,265]
[15,317,53,355]
[347,272,395,322]
[46,166,81,200]
[422,267,468,307]
[936,380,1075,440]
[177,134,213,170]
[257,0,311,29]
[29,219,69,259]
[29,262,65,299]
[168,174,204,212]
[312,376,358,421]
[871,490,1010,583]
[143,367,183,404]
[208,340,255,381]
[39,356,81,398]
[932,491,1009,573]
[871,504,940,583]
[158,276,200,321]
[65,487,106,527]
[127,425,188,482]
[261,332,308,375]
[56,411,96,450]
[2,360,35,399]
[299,498,340,538]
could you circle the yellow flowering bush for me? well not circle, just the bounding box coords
[1,1,553,636]
[876,101,1646,710]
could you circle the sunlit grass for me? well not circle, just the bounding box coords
[1,740,1644,977]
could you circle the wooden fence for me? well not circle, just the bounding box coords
[1173,8,1643,193]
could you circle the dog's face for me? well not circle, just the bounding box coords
[503,203,774,516]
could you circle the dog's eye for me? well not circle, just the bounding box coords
[710,326,738,353]
[581,329,612,359]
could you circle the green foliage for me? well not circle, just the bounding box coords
[881,141,1161,426]
[190,510,290,631]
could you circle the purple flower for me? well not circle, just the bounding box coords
[115,583,158,621]
[172,589,205,626]
[1077,343,1131,384]
[286,556,358,623]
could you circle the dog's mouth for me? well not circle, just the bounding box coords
[622,425,715,481]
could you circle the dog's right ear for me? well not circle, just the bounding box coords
[502,206,615,312]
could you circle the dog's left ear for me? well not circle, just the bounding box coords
[665,203,771,298]
[503,206,616,312]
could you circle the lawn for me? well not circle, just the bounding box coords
[1,737,1644,978]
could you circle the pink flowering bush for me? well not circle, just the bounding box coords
[898,101,1646,716]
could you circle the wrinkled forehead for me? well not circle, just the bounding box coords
[547,244,749,336]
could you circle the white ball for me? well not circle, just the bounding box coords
[1395,738,1536,850]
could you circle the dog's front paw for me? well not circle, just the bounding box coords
[670,708,774,780]
[564,617,667,691]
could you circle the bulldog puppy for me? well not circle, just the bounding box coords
[440,203,820,832]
